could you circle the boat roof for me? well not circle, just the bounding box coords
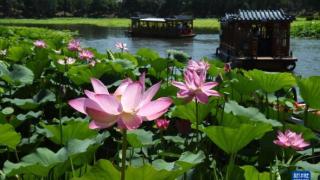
[140,18,166,22]
[131,15,194,22]
[220,9,295,22]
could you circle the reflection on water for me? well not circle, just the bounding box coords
[5,24,320,77]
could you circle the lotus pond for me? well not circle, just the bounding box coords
[0,26,320,180]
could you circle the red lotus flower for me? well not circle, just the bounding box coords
[156,119,170,130]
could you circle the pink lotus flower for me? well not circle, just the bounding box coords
[68,39,81,51]
[156,119,170,130]
[58,57,76,65]
[69,76,172,130]
[33,40,46,48]
[115,42,128,52]
[274,130,310,151]
[172,70,220,104]
[79,50,94,60]
[187,60,210,76]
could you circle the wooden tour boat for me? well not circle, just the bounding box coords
[216,9,297,72]
[127,15,196,38]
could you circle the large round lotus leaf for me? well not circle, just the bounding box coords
[245,69,296,93]
[241,166,271,180]
[0,124,21,150]
[3,148,67,177]
[202,124,272,154]
[298,76,320,109]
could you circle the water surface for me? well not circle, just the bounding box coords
[7,24,320,77]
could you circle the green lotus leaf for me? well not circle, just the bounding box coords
[0,124,21,150]
[127,129,154,148]
[110,59,136,73]
[150,58,169,73]
[298,76,320,109]
[231,74,259,95]
[171,101,213,124]
[113,52,138,65]
[72,160,120,180]
[202,124,273,154]
[75,151,204,180]
[167,49,189,63]
[224,101,282,127]
[7,45,31,62]
[296,161,320,173]
[26,48,50,78]
[137,48,160,61]
[1,107,14,115]
[2,89,55,110]
[0,64,34,86]
[245,69,296,93]
[39,121,98,145]
[67,63,113,85]
[2,98,38,110]
[241,166,271,180]
[3,148,67,177]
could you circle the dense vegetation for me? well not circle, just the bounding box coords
[0,0,320,18]
[0,26,319,179]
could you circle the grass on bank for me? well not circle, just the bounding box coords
[0,17,319,37]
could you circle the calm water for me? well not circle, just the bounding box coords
[9,24,320,77]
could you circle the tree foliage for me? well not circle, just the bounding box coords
[0,0,319,18]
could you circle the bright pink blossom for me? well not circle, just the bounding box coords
[156,119,170,130]
[172,70,220,104]
[115,42,128,52]
[79,50,94,60]
[187,60,210,76]
[274,130,310,151]
[33,40,46,48]
[69,75,172,130]
[68,39,81,51]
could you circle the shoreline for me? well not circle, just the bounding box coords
[0,18,319,38]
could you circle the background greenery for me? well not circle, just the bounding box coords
[0,0,319,18]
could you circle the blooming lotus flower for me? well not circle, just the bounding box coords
[274,130,310,151]
[58,57,76,65]
[79,50,94,60]
[115,42,128,52]
[69,76,172,130]
[172,70,220,104]
[34,40,46,48]
[187,60,210,76]
[156,119,170,130]
[68,39,81,51]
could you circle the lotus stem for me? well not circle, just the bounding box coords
[70,157,76,177]
[121,129,127,180]
[195,99,199,150]
[166,61,169,87]
[304,105,309,127]
[265,92,269,119]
